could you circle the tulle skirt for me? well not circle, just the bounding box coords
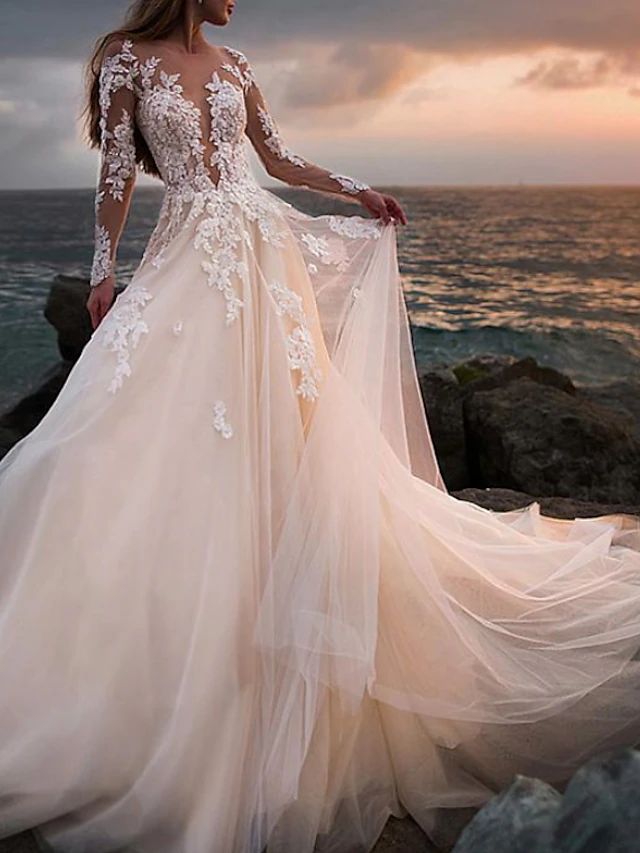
[0,186,639,853]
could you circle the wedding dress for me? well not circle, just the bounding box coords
[1,38,640,853]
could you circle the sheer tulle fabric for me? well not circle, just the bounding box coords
[1,191,640,853]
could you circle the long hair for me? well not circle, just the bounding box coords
[82,0,189,178]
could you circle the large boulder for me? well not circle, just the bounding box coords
[452,749,640,853]
[44,274,93,361]
[554,748,640,852]
[464,379,640,503]
[418,356,578,492]
[452,776,560,853]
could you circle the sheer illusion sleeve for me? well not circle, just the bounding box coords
[89,40,138,288]
[224,48,371,200]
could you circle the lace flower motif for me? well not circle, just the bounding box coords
[221,46,256,92]
[256,105,306,168]
[101,285,153,393]
[267,280,323,401]
[102,108,137,203]
[212,400,234,438]
[329,173,370,195]
[90,224,112,288]
[300,233,330,260]
[326,215,382,240]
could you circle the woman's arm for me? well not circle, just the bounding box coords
[87,39,138,328]
[227,48,407,224]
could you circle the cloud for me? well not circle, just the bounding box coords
[3,0,640,61]
[0,56,92,188]
[276,41,430,114]
[2,0,639,187]
[516,50,640,91]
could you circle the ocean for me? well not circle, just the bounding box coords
[1,185,639,407]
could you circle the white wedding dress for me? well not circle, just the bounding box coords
[1,38,640,853]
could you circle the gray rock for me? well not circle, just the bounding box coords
[580,381,640,441]
[464,379,640,503]
[43,274,93,362]
[417,356,578,491]
[554,749,640,853]
[419,368,469,490]
[452,775,560,853]
[0,362,72,460]
[453,487,640,519]
[44,274,121,362]
[452,749,640,853]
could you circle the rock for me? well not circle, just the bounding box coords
[453,487,640,519]
[419,368,468,490]
[554,748,640,852]
[580,381,640,441]
[452,749,640,853]
[452,355,575,396]
[418,357,577,491]
[452,775,561,853]
[0,362,72,459]
[0,832,41,852]
[43,274,93,362]
[44,274,121,362]
[464,379,640,504]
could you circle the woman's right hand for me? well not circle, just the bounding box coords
[357,189,408,226]
[86,276,116,330]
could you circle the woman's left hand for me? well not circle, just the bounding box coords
[358,189,408,225]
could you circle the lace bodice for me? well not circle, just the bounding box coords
[90,38,371,287]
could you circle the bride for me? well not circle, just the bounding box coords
[1,1,640,851]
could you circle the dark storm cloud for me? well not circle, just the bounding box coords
[3,0,640,61]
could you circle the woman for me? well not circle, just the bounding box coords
[1,1,639,851]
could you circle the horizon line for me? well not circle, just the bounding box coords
[2,181,640,192]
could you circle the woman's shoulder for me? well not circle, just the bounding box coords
[101,35,164,65]
[220,45,256,91]
[221,45,250,65]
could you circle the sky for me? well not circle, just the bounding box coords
[0,0,639,189]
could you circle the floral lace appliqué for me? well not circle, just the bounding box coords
[300,233,330,260]
[102,108,137,203]
[267,280,322,401]
[212,400,233,438]
[101,285,153,393]
[329,173,370,195]
[91,224,112,288]
[256,105,306,168]
[326,215,382,240]
[221,46,256,93]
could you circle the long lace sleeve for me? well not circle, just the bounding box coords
[90,40,138,288]
[224,48,371,200]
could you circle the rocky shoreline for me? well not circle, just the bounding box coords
[0,276,639,850]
